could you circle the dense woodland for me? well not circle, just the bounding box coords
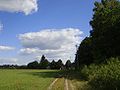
[75,0,120,68]
[74,0,120,89]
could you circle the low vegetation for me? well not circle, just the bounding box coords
[0,70,61,90]
[79,58,120,90]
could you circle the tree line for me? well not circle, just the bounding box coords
[75,0,120,69]
[0,0,119,71]
[74,0,120,89]
[27,55,75,69]
[0,55,75,70]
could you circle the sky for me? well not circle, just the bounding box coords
[0,0,97,65]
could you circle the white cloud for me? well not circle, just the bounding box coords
[0,0,38,15]
[19,28,83,62]
[20,48,39,55]
[0,22,3,31]
[0,45,15,51]
[0,58,18,65]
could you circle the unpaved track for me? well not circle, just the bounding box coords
[65,79,69,90]
[48,78,58,90]
[69,80,74,90]
[48,77,74,90]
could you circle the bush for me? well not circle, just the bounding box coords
[81,57,120,90]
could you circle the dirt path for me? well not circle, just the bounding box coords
[65,79,69,90]
[48,78,58,90]
[48,75,75,90]
[69,80,74,90]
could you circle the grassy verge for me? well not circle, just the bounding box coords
[64,70,90,90]
[63,57,120,90]
[80,57,120,90]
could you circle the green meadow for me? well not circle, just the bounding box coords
[0,69,60,90]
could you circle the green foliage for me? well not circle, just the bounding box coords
[27,61,39,69]
[39,55,50,69]
[75,0,120,69]
[49,60,57,69]
[90,0,120,62]
[49,60,64,69]
[65,60,72,70]
[27,55,64,69]
[39,59,50,69]
[56,59,64,69]
[81,57,120,90]
[75,37,93,69]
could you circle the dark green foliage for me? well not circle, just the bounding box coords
[49,60,57,69]
[39,55,50,69]
[56,59,64,69]
[75,0,120,69]
[49,60,64,69]
[65,60,72,70]
[74,1,120,89]
[75,37,93,69]
[27,61,39,69]
[26,55,64,69]
[39,59,50,69]
[81,57,120,90]
[90,0,120,62]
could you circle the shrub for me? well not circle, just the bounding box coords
[81,57,120,90]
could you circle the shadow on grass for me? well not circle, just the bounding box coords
[63,70,86,81]
[23,70,64,78]
[21,69,85,82]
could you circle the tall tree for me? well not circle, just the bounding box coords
[90,0,120,63]
[56,59,63,69]
[27,61,39,69]
[65,60,72,70]
[50,60,57,69]
[75,37,93,69]
[40,55,45,63]
[39,55,49,69]
[75,0,120,68]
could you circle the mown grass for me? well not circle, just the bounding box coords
[0,69,61,90]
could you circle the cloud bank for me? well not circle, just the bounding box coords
[0,45,15,51]
[0,0,38,15]
[0,58,18,65]
[19,28,83,62]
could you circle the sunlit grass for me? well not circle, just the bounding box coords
[0,69,60,90]
[52,78,65,90]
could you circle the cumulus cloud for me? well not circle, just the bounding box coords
[0,22,3,31]
[19,28,83,62]
[20,48,39,55]
[0,58,18,65]
[0,45,15,51]
[0,0,38,15]
[19,28,83,49]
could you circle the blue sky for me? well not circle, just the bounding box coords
[0,0,97,65]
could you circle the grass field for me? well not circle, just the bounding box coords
[0,69,86,90]
[0,69,62,90]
